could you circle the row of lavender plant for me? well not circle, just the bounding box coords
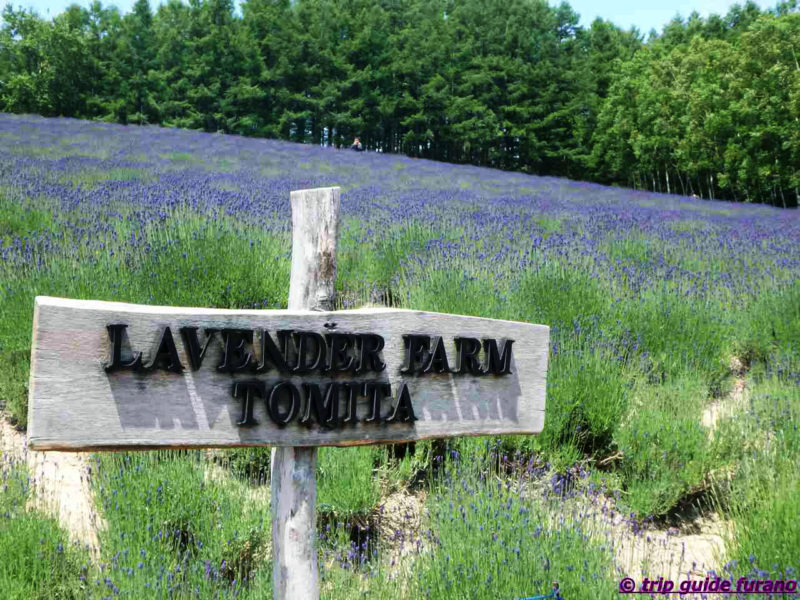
[1,114,798,597]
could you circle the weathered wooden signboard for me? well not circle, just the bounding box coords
[27,298,548,451]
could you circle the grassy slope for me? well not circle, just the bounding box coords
[0,115,798,597]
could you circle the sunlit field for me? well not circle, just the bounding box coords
[1,114,798,599]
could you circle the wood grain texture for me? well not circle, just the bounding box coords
[271,446,318,599]
[288,187,339,313]
[274,186,339,600]
[26,298,549,450]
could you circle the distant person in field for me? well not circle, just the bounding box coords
[350,137,363,152]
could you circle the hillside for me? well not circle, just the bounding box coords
[0,114,798,598]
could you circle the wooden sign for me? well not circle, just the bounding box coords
[27,296,549,451]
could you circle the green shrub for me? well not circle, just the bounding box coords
[614,289,733,386]
[716,380,800,575]
[318,446,382,516]
[613,377,712,518]
[512,263,609,333]
[540,340,630,457]
[414,460,618,599]
[92,450,272,597]
[218,448,273,485]
[0,462,89,599]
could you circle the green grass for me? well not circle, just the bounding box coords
[603,235,658,265]
[0,349,29,427]
[91,451,273,597]
[0,460,90,599]
[538,340,631,457]
[533,216,562,233]
[512,262,609,331]
[713,377,800,577]
[739,281,800,363]
[669,219,710,233]
[0,199,56,244]
[613,287,734,385]
[59,167,152,188]
[161,152,195,162]
[317,446,382,516]
[613,376,713,517]
[337,219,446,297]
[412,455,619,599]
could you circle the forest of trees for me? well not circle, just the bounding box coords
[1,0,798,206]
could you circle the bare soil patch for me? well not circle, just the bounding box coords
[702,357,749,436]
[0,414,104,559]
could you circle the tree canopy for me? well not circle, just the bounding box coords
[1,0,797,206]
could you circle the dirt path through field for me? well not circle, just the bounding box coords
[702,357,748,435]
[606,503,731,581]
[0,415,104,559]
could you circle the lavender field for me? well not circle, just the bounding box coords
[1,113,798,599]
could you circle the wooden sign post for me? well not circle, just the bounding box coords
[272,186,341,599]
[27,187,550,600]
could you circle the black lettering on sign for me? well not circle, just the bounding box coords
[362,381,391,423]
[292,332,326,373]
[340,382,359,425]
[356,334,386,373]
[217,329,255,373]
[180,327,217,371]
[251,330,292,373]
[400,335,429,374]
[454,337,482,375]
[104,324,143,372]
[325,333,355,372]
[230,379,418,429]
[300,382,339,428]
[232,380,264,427]
[384,382,417,423]
[483,338,514,374]
[423,336,450,374]
[144,327,184,373]
[267,381,300,426]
